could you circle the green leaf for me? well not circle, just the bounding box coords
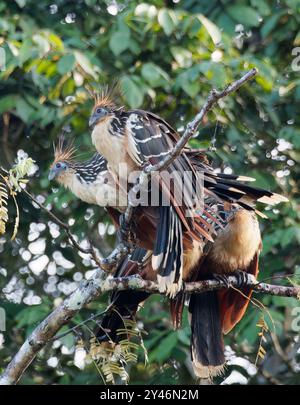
[15,0,26,7]
[48,32,64,51]
[271,296,300,308]
[261,12,284,38]
[280,227,297,248]
[278,127,300,148]
[198,14,222,45]
[18,39,34,65]
[250,0,271,16]
[15,98,36,123]
[74,51,97,78]
[294,31,300,46]
[210,63,227,88]
[149,332,178,362]
[177,328,190,346]
[170,47,193,68]
[158,8,177,36]
[227,5,261,27]
[0,95,18,114]
[15,305,49,328]
[32,33,50,55]
[109,31,130,56]
[58,326,75,348]
[141,62,169,87]
[57,54,75,75]
[121,75,144,108]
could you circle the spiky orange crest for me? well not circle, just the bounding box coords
[92,81,122,111]
[52,136,77,167]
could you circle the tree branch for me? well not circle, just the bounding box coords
[0,69,267,385]
[0,273,298,385]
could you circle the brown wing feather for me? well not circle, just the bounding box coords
[125,110,217,241]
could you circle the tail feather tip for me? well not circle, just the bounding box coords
[192,361,226,380]
[157,274,183,298]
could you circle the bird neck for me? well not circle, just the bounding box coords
[58,172,97,205]
[58,169,127,210]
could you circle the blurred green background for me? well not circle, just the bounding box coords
[0,0,299,385]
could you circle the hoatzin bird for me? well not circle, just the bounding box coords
[48,138,127,208]
[48,139,155,341]
[49,139,286,379]
[187,201,262,378]
[88,92,287,298]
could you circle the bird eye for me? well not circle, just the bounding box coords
[97,107,105,114]
[56,163,61,168]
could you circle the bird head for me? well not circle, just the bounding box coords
[89,86,118,129]
[89,105,114,129]
[49,136,76,182]
[48,161,69,181]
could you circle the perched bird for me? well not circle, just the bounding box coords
[88,91,288,297]
[187,202,262,379]
[48,137,127,209]
[49,138,286,380]
[48,139,155,348]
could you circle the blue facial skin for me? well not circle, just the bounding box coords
[48,162,68,181]
[89,107,108,129]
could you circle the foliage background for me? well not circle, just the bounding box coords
[0,0,299,385]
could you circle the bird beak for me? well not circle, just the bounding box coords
[89,114,97,129]
[48,168,57,181]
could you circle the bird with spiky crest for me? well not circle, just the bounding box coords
[49,136,127,208]
[49,135,286,380]
[88,87,288,298]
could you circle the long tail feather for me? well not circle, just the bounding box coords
[153,205,183,297]
[189,291,225,379]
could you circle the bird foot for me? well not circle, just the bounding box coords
[213,271,254,289]
[212,274,232,288]
[231,270,255,287]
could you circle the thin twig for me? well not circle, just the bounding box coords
[146,68,258,173]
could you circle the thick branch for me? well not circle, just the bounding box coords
[0,69,261,384]
[0,273,298,385]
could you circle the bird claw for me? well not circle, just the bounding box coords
[212,274,232,288]
[213,271,254,289]
[232,270,255,287]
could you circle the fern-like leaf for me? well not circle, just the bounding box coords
[255,316,269,366]
[87,318,147,384]
[0,179,8,236]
